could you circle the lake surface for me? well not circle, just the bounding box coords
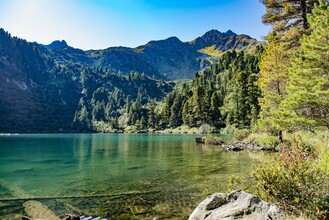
[0,134,265,219]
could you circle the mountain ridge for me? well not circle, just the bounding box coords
[40,29,262,79]
[44,40,68,49]
[0,28,263,132]
[0,28,173,132]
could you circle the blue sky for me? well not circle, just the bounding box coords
[0,0,270,50]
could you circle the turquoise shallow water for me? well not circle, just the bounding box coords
[0,134,264,219]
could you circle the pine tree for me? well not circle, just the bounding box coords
[162,93,174,126]
[235,70,250,127]
[92,101,105,121]
[221,81,239,127]
[147,105,156,129]
[105,101,115,121]
[182,101,191,126]
[140,115,147,130]
[77,106,91,132]
[247,73,261,126]
[260,0,318,31]
[260,0,318,46]
[209,91,224,128]
[190,86,205,127]
[169,95,183,128]
[131,112,139,125]
[280,0,329,145]
[257,33,292,141]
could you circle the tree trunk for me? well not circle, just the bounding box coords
[278,130,283,143]
[301,0,309,29]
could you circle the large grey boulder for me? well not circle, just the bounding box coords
[189,190,285,220]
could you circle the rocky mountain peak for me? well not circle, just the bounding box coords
[44,40,68,50]
[145,36,183,48]
[201,29,224,41]
[225,29,236,36]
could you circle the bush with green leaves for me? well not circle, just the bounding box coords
[253,136,329,218]
[220,124,238,135]
[233,129,251,141]
[227,175,244,192]
[205,136,224,145]
[244,132,279,150]
[199,123,215,134]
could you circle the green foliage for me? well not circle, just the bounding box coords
[74,105,92,132]
[284,129,328,149]
[260,0,318,45]
[227,175,244,192]
[257,33,291,134]
[199,123,215,134]
[159,49,262,131]
[233,129,251,141]
[253,137,329,218]
[73,70,173,132]
[220,124,239,135]
[0,28,81,132]
[244,132,279,150]
[193,29,261,56]
[279,0,329,137]
[205,136,224,145]
[0,27,264,133]
[257,0,324,143]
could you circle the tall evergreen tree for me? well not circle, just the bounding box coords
[247,73,261,126]
[169,95,183,127]
[182,101,191,126]
[147,105,157,129]
[280,0,329,145]
[140,115,147,130]
[260,0,318,31]
[76,106,91,132]
[257,33,291,141]
[260,0,319,46]
[190,86,206,127]
[209,91,224,128]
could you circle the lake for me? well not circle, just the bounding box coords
[0,134,265,219]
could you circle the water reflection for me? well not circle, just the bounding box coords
[0,134,264,219]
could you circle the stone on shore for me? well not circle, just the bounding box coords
[221,143,243,151]
[189,190,285,220]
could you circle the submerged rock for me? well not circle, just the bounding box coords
[196,137,206,143]
[221,143,243,151]
[245,142,263,151]
[64,214,80,220]
[189,190,285,220]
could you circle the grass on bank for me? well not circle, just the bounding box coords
[230,129,329,219]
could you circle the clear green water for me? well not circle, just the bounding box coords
[0,134,265,219]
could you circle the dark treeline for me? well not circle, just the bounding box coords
[74,46,263,132]
[161,47,263,130]
[73,70,173,132]
[0,27,263,133]
[0,28,173,132]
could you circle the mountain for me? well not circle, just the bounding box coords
[0,30,81,132]
[0,28,262,132]
[42,29,262,80]
[132,36,201,79]
[190,29,260,56]
[43,40,68,49]
[0,28,173,132]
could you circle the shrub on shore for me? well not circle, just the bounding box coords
[205,136,224,145]
[243,132,279,150]
[233,129,251,141]
[252,136,329,218]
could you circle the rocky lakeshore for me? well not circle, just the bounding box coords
[197,137,278,152]
[189,190,285,220]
